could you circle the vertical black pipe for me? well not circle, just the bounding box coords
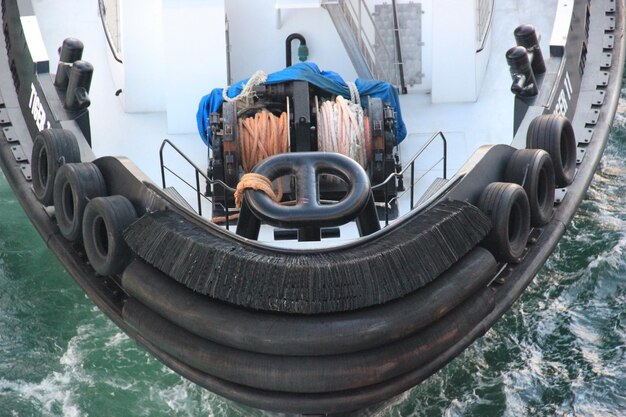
[391,0,407,94]
[286,33,307,67]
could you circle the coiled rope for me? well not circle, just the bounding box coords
[238,111,289,173]
[211,111,287,224]
[213,90,372,224]
[317,95,370,168]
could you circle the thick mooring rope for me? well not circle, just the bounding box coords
[238,111,289,173]
[222,70,268,104]
[211,173,281,224]
[317,95,369,168]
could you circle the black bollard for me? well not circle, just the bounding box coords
[514,24,546,75]
[506,46,538,97]
[65,60,94,110]
[55,38,84,89]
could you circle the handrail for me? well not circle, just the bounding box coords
[339,0,399,83]
[371,131,447,218]
[159,139,236,217]
[97,0,123,64]
[476,0,495,53]
[372,131,447,190]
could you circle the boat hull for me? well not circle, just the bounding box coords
[0,0,624,414]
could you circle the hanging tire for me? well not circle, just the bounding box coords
[82,195,137,276]
[31,129,81,205]
[505,149,555,227]
[478,182,530,263]
[526,114,576,187]
[53,162,107,241]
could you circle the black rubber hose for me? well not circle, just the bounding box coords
[123,288,494,394]
[122,247,497,356]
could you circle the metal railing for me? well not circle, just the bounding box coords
[372,131,448,224]
[160,129,447,230]
[332,0,400,84]
[98,0,123,63]
[159,139,235,220]
[476,0,495,52]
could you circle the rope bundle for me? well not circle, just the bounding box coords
[317,96,370,168]
[222,70,268,104]
[238,111,289,173]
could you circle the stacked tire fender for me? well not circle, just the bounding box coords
[479,114,576,263]
[31,128,137,276]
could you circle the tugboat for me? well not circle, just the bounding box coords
[0,0,623,414]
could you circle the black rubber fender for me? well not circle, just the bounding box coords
[526,114,576,187]
[478,182,530,263]
[53,162,107,241]
[121,246,497,356]
[31,128,81,205]
[82,195,137,276]
[505,149,555,226]
[124,200,492,314]
[122,287,495,394]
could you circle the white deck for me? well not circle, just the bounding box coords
[31,0,559,244]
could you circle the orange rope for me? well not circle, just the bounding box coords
[234,173,280,208]
[213,111,288,225]
[211,173,281,224]
[238,111,289,173]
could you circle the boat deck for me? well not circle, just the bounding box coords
[32,0,558,225]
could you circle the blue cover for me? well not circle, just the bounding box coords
[196,62,407,146]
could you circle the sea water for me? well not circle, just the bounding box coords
[1,93,624,417]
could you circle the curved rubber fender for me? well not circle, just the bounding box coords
[526,114,576,187]
[82,195,137,276]
[124,200,492,314]
[122,247,497,356]
[122,288,494,394]
[478,182,530,263]
[53,162,107,241]
[31,128,81,205]
[505,149,555,226]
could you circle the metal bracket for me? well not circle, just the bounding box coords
[603,34,615,49]
[592,90,606,106]
[586,108,600,125]
[10,144,27,162]
[595,71,610,88]
[0,108,9,125]
[607,0,616,13]
[578,127,593,144]
[577,148,586,164]
[555,187,568,204]
[20,164,32,181]
[600,52,613,69]
[3,126,17,143]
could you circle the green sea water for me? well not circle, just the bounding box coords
[1,96,625,417]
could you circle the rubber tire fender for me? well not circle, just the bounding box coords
[478,182,530,263]
[526,114,576,187]
[82,195,137,276]
[505,149,555,226]
[31,129,81,205]
[53,162,107,241]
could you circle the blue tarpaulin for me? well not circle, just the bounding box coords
[196,62,407,146]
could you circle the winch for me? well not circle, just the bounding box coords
[207,78,401,221]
